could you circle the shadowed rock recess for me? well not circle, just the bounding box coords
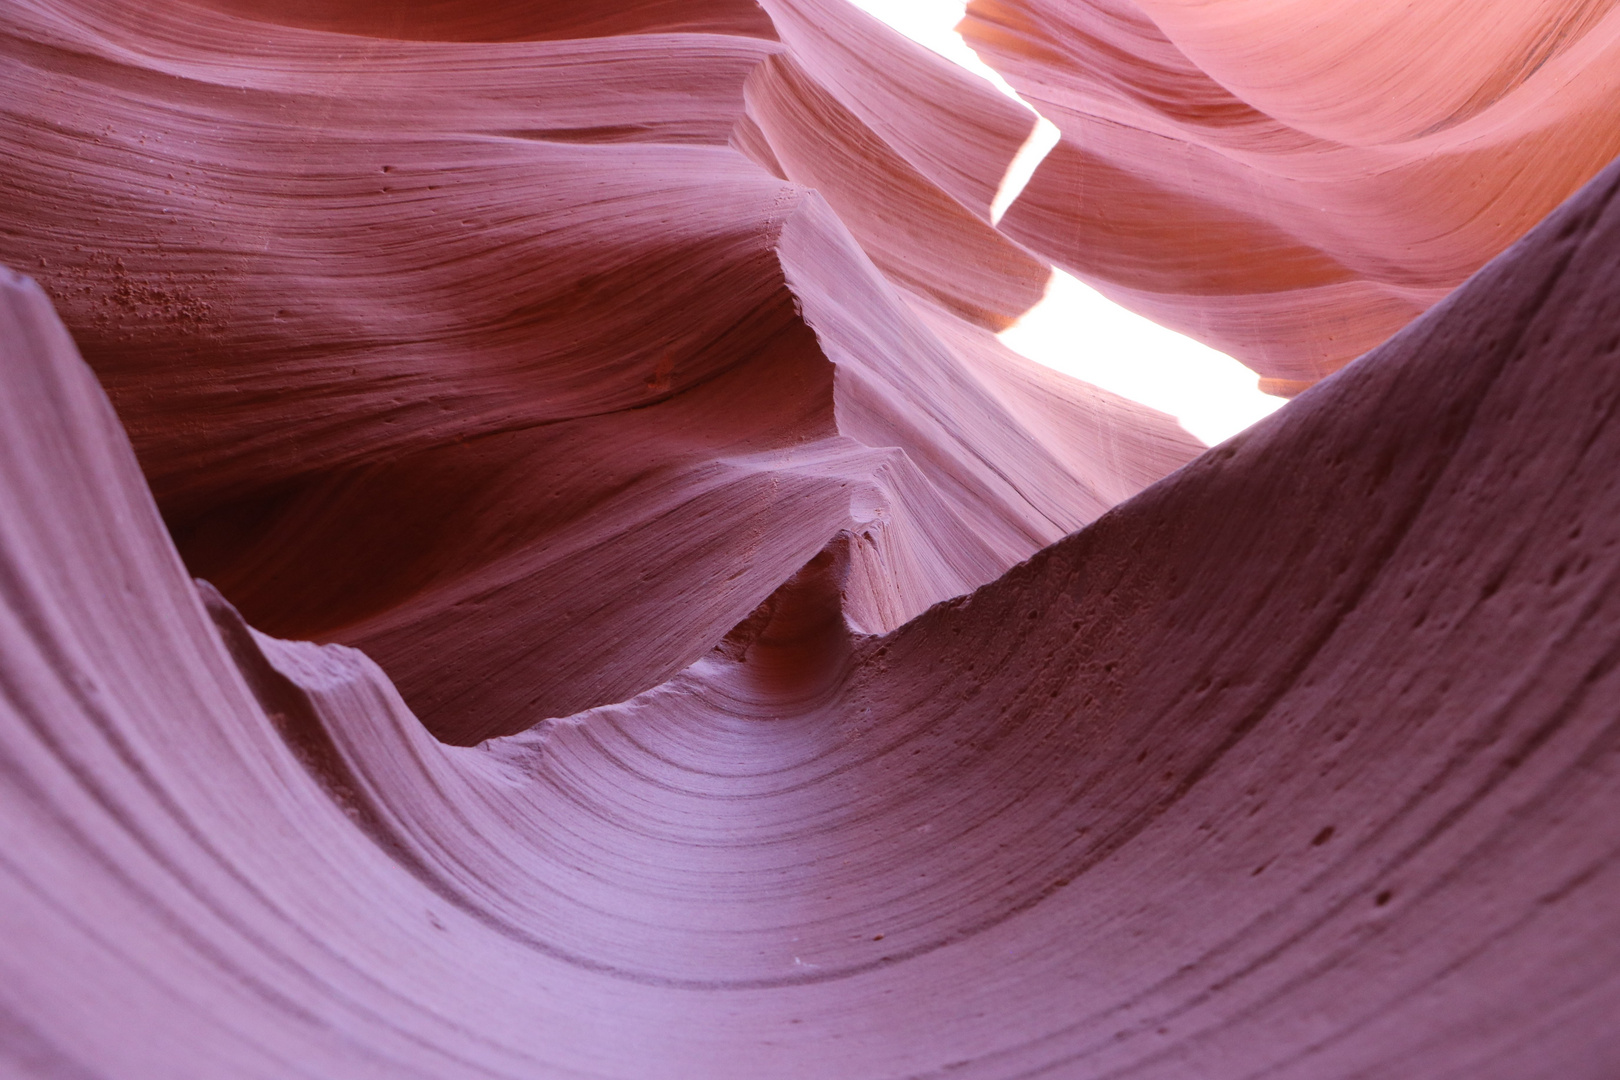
[2,0,1620,1077]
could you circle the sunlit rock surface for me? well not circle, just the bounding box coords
[964,0,1620,391]
[3,0,1620,1076]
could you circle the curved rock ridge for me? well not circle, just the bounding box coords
[5,146,1620,1080]
[0,0,1198,741]
[963,0,1620,391]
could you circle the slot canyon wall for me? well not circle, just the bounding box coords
[964,0,1620,392]
[2,0,1619,1076]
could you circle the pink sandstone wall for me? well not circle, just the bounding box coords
[1,0,1619,1075]
[965,0,1620,391]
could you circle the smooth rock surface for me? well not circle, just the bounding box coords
[3,129,1620,1080]
[965,0,1620,390]
[0,0,1198,741]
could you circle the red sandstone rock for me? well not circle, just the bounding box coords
[185,0,779,40]
[964,0,1620,391]
[0,0,1197,741]
[4,0,1620,1076]
[3,129,1620,1080]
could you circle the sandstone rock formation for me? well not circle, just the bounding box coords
[963,0,1620,391]
[2,0,1620,1077]
[0,0,1198,742]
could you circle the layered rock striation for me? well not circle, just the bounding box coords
[964,0,1620,391]
[0,0,1197,742]
[3,0,1620,1077]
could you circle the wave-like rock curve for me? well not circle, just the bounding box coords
[5,134,1620,1080]
[0,0,1197,741]
[4,0,1620,1076]
[964,0,1620,391]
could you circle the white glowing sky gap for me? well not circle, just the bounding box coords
[845,0,1284,446]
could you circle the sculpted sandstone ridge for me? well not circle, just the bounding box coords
[1,0,1200,741]
[963,0,1620,391]
[0,0,1618,1077]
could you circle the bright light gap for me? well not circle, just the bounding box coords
[844,0,1283,445]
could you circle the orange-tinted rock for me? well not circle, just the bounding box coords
[965,0,1620,389]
